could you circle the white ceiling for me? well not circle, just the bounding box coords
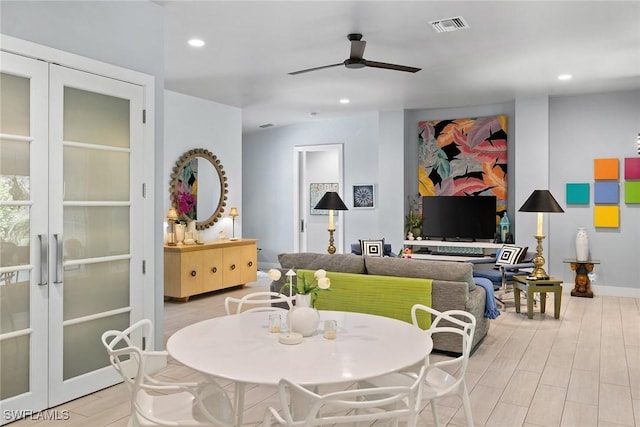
[161,1,640,134]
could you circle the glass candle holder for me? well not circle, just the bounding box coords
[323,320,337,340]
[269,313,282,333]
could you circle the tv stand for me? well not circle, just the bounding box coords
[403,240,502,262]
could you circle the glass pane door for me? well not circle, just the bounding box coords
[48,65,144,405]
[0,51,49,421]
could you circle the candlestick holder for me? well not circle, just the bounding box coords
[327,228,336,254]
[527,234,549,280]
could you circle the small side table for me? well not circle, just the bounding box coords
[512,276,563,319]
[562,258,599,298]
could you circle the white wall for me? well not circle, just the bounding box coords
[164,91,242,242]
[243,113,378,267]
[549,90,640,294]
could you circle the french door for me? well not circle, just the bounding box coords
[0,49,147,422]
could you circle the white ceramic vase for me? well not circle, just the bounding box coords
[288,294,319,337]
[174,223,185,243]
[576,228,589,262]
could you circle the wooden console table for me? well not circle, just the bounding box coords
[513,276,563,319]
[562,258,599,298]
[164,239,257,301]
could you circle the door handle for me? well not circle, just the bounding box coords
[54,233,63,284]
[38,234,48,286]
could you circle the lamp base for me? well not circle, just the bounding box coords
[527,234,549,280]
[327,228,336,254]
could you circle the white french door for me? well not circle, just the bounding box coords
[0,49,147,422]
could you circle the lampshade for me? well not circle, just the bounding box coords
[229,207,239,217]
[314,192,348,211]
[166,207,179,220]
[518,190,564,213]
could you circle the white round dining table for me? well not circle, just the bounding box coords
[167,310,432,425]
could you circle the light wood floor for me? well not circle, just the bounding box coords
[10,273,640,426]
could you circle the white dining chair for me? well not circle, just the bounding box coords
[360,305,476,427]
[224,291,293,315]
[101,319,234,427]
[264,365,427,426]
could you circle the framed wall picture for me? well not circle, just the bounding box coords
[352,184,375,209]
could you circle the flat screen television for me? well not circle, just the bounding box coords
[422,196,497,241]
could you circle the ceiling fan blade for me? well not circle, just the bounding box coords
[288,62,344,75]
[364,60,421,73]
[350,40,366,59]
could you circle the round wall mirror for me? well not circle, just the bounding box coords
[169,148,228,230]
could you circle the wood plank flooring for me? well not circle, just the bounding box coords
[10,273,640,426]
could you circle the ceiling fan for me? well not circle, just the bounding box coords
[288,33,421,75]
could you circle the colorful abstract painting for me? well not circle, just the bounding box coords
[418,115,508,215]
[175,158,198,219]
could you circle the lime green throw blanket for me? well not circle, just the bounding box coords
[297,270,432,329]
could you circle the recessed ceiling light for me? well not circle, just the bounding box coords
[557,74,572,81]
[339,98,350,104]
[188,39,205,47]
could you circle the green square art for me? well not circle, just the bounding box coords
[566,183,590,204]
[625,181,640,203]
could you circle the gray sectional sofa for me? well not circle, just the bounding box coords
[271,252,489,354]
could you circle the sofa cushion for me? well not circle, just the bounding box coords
[364,256,476,292]
[278,253,366,274]
[350,243,394,257]
[495,245,528,266]
[360,239,384,257]
[299,269,432,329]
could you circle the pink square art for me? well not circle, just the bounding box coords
[625,158,640,180]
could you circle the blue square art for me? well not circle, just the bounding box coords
[594,182,619,204]
[566,183,590,204]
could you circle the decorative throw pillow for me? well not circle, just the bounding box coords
[360,239,384,257]
[495,245,527,266]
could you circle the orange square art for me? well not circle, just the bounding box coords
[594,158,619,180]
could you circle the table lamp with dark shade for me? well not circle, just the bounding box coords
[519,190,564,280]
[314,191,348,254]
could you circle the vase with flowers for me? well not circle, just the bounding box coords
[267,268,331,336]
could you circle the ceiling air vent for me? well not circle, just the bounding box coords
[258,123,274,129]
[429,16,469,33]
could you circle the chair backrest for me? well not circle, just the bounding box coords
[224,291,293,315]
[273,366,426,426]
[101,320,153,410]
[410,304,476,394]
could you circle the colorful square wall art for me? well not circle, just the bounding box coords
[566,183,590,204]
[594,182,619,204]
[594,158,619,180]
[625,181,640,203]
[310,183,338,215]
[418,115,508,215]
[594,205,619,228]
[624,157,640,180]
